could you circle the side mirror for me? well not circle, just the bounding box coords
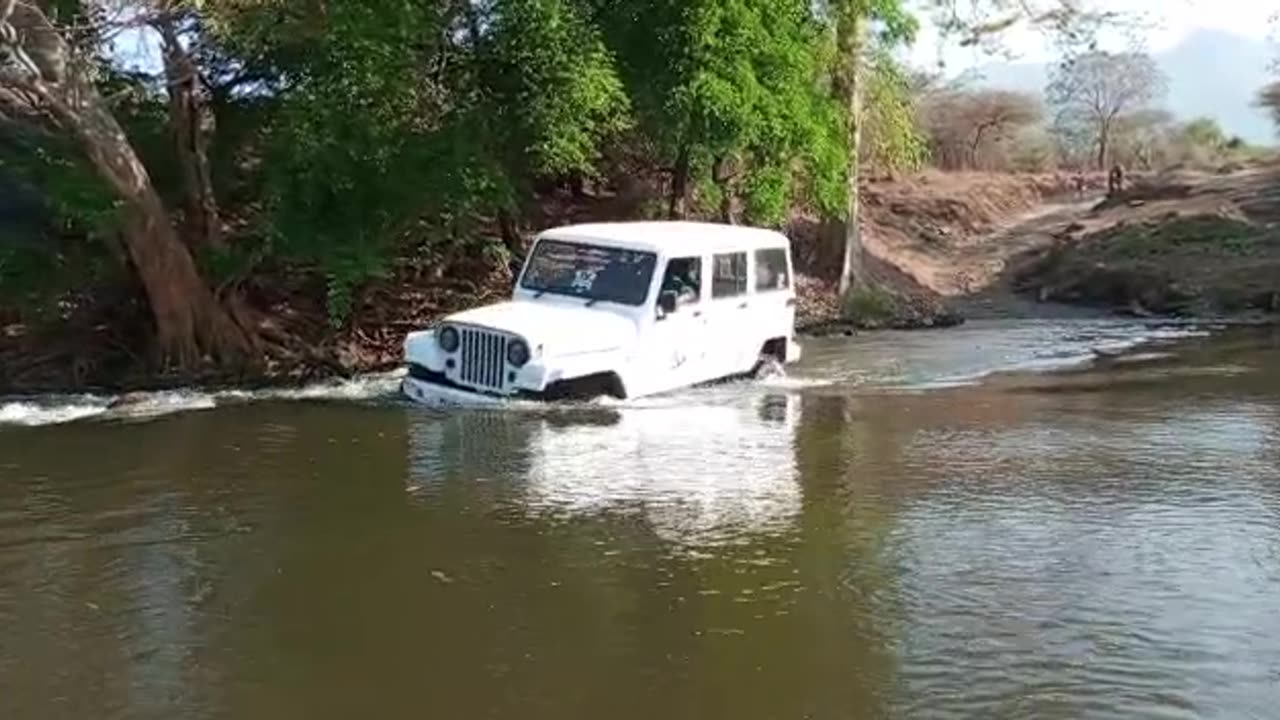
[657,290,678,317]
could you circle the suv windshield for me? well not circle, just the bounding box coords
[519,239,656,306]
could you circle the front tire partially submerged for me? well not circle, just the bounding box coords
[750,336,799,379]
[538,372,628,402]
[752,355,786,380]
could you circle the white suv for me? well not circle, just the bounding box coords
[401,221,802,405]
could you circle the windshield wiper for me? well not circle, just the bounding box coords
[584,297,599,308]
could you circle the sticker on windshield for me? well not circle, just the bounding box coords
[571,269,597,292]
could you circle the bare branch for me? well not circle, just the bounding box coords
[926,0,1144,58]
[919,86,1042,169]
[1046,50,1165,169]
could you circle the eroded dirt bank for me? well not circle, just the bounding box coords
[791,170,1106,332]
[1009,163,1280,319]
[824,161,1280,329]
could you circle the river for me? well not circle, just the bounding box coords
[2,319,1279,719]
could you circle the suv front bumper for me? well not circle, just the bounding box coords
[401,375,510,407]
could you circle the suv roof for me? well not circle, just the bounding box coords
[538,221,789,255]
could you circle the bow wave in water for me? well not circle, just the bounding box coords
[0,371,405,427]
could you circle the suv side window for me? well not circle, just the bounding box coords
[754,248,790,292]
[711,252,748,299]
[660,256,702,305]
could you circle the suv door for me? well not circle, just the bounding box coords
[646,255,708,393]
[753,246,796,357]
[705,250,756,378]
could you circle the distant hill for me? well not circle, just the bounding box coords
[961,29,1275,146]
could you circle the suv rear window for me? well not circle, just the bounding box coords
[754,248,790,291]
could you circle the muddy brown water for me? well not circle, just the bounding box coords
[2,320,1279,719]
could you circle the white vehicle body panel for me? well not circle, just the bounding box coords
[402,221,802,405]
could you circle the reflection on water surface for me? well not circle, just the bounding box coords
[407,398,802,548]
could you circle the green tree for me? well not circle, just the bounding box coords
[827,0,917,295]
[861,50,929,172]
[218,0,463,320]
[213,0,632,321]
[591,0,845,225]
[1179,117,1227,151]
[467,0,631,246]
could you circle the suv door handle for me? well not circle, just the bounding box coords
[737,301,749,309]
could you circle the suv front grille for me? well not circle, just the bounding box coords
[459,328,509,391]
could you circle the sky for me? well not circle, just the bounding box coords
[109,0,1275,76]
[908,0,1278,72]
[107,0,1277,101]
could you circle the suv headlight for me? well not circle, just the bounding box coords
[506,339,530,367]
[438,325,460,353]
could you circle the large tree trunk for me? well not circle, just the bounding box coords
[1096,122,1110,170]
[837,11,868,295]
[22,94,248,369]
[712,155,736,224]
[969,122,993,169]
[498,209,525,277]
[157,14,223,250]
[2,2,251,370]
[71,96,251,368]
[118,188,252,367]
[668,144,690,220]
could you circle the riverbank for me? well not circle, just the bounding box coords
[0,169,1105,393]
[8,163,1276,395]
[790,170,1108,334]
[1010,162,1280,319]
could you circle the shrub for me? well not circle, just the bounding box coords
[840,285,898,325]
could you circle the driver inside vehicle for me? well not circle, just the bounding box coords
[660,258,701,306]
